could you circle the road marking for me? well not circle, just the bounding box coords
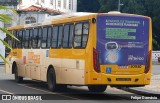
[18,84,79,100]
[0,89,14,94]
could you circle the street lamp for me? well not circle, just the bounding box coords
[118,0,124,12]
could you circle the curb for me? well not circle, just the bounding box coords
[120,87,160,98]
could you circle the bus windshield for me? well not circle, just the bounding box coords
[97,15,149,65]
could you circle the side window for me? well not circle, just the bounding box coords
[47,26,52,48]
[51,26,58,48]
[69,24,74,48]
[82,23,89,47]
[74,23,82,48]
[12,31,17,48]
[29,29,32,48]
[63,24,69,48]
[32,28,42,48]
[41,27,48,48]
[57,25,63,48]
[17,30,23,48]
[37,28,42,48]
[32,28,38,48]
[24,29,30,48]
[74,22,89,48]
[63,24,74,48]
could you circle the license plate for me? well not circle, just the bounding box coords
[116,78,131,81]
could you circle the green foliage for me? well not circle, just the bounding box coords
[98,0,118,12]
[77,0,100,12]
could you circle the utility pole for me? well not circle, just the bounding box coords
[118,0,123,12]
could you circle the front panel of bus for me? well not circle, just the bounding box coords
[88,14,152,86]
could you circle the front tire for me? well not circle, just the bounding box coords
[14,64,23,83]
[47,68,57,91]
[88,85,107,92]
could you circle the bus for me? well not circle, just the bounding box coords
[5,12,152,92]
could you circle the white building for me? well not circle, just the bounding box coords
[17,5,63,25]
[17,0,77,25]
[0,0,18,63]
[19,0,77,13]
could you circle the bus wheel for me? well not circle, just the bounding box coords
[47,68,57,92]
[14,64,23,83]
[88,85,107,92]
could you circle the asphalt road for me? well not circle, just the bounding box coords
[0,65,159,103]
[152,65,160,75]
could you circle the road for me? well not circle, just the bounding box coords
[0,65,159,103]
[152,65,160,75]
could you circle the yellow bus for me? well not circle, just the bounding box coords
[5,12,152,92]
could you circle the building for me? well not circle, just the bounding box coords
[0,0,19,63]
[17,5,63,25]
[17,0,77,25]
[19,0,77,13]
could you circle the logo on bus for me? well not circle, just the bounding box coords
[128,55,144,61]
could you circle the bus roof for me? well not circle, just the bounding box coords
[7,12,150,30]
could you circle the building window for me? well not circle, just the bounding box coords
[50,0,53,5]
[25,17,36,24]
[63,0,66,9]
[58,0,61,7]
[69,0,73,10]
[41,0,44,3]
[36,0,40,5]
[55,0,56,9]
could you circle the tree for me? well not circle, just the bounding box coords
[77,0,100,12]
[0,5,18,63]
[98,0,118,12]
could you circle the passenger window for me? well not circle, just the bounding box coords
[57,26,63,48]
[32,28,38,48]
[74,22,89,48]
[37,28,42,48]
[63,24,74,48]
[29,29,32,48]
[69,24,74,48]
[63,24,69,48]
[12,31,17,48]
[47,26,52,48]
[41,27,48,48]
[17,30,23,48]
[32,28,42,48]
[82,23,89,47]
[51,26,58,48]
[24,29,30,48]
[74,23,82,48]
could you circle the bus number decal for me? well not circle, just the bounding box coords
[131,65,141,68]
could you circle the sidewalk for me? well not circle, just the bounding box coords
[128,74,160,94]
[142,74,160,93]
